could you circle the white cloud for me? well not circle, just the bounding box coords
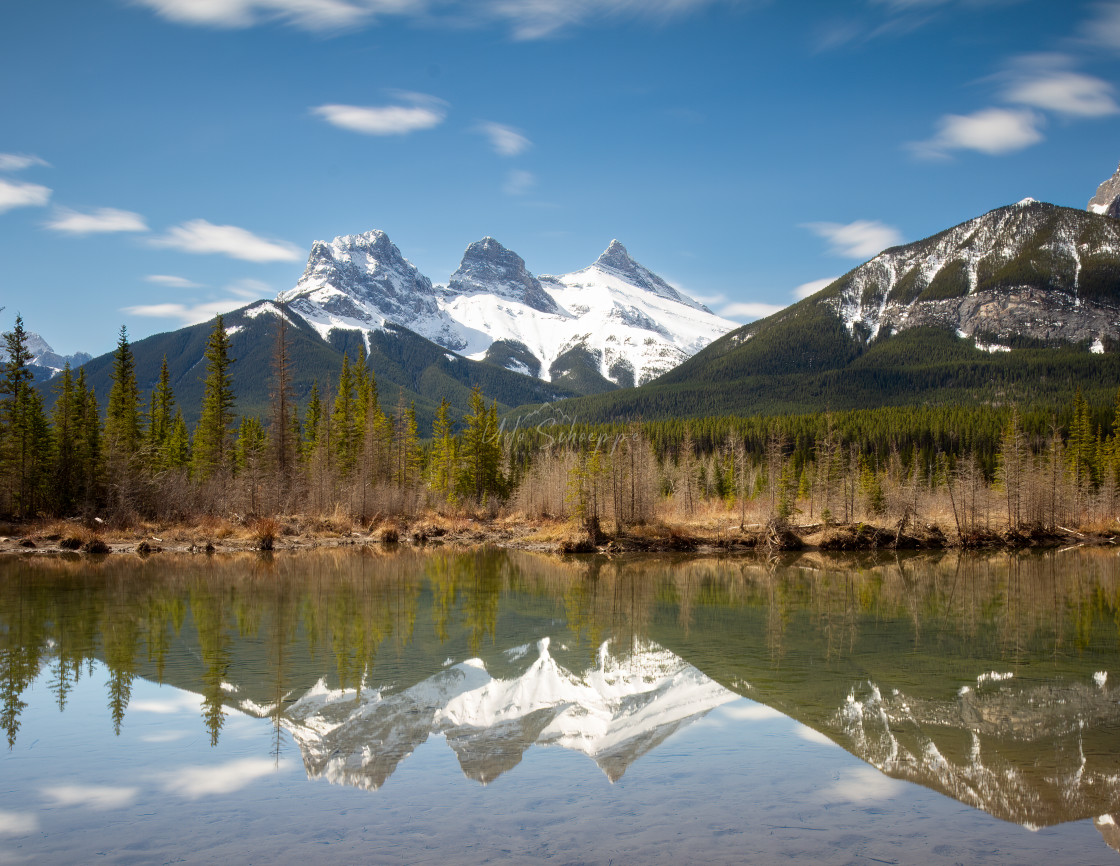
[151,219,302,262]
[503,168,536,195]
[125,300,248,325]
[130,0,387,30]
[0,153,49,172]
[1080,1,1120,49]
[134,0,739,39]
[803,220,904,259]
[0,810,39,836]
[0,178,51,213]
[792,276,840,300]
[910,107,1044,158]
[1000,55,1118,117]
[477,121,531,156]
[125,279,273,325]
[41,785,139,811]
[313,94,446,136]
[819,766,904,803]
[720,301,786,321]
[45,207,149,235]
[160,758,285,798]
[145,274,204,288]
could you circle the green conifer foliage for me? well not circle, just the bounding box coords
[192,316,236,478]
[1,316,52,516]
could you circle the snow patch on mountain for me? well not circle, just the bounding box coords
[277,637,736,789]
[277,232,736,388]
[827,201,1120,348]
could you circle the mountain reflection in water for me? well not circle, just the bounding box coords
[2,546,1119,833]
[278,637,736,787]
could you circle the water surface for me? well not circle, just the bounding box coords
[2,547,1119,863]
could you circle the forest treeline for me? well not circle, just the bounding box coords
[4,313,1120,538]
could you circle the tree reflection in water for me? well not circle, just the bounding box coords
[1,546,1119,828]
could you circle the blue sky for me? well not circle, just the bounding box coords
[4,0,1120,356]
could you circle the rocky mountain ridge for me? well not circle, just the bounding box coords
[278,232,736,390]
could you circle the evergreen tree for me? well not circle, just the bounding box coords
[429,397,457,500]
[163,411,191,470]
[269,316,295,493]
[75,370,102,509]
[0,316,51,516]
[192,316,236,478]
[145,356,175,470]
[457,386,503,502]
[331,354,357,476]
[302,381,322,458]
[105,325,141,459]
[50,364,79,512]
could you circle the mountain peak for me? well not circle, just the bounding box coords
[1088,162,1120,217]
[449,237,559,314]
[595,239,636,271]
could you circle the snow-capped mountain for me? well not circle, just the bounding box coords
[833,674,1120,828]
[817,199,1120,352]
[269,637,737,790]
[0,331,91,380]
[278,232,735,389]
[1089,162,1120,217]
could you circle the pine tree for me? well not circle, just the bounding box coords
[192,316,236,478]
[75,370,102,509]
[0,316,52,516]
[331,354,357,477]
[269,316,295,495]
[50,364,79,513]
[105,326,141,459]
[429,397,457,500]
[145,356,175,470]
[302,381,322,458]
[457,386,503,502]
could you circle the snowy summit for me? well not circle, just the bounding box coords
[278,232,736,388]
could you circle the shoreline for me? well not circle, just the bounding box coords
[1,515,1114,558]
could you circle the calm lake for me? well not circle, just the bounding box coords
[1,547,1119,864]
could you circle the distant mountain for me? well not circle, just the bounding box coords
[65,300,576,429]
[542,198,1120,421]
[0,331,91,385]
[280,232,735,392]
[1089,162,1120,218]
[248,637,736,789]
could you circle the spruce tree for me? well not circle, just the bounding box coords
[0,316,51,516]
[145,356,175,470]
[192,315,236,478]
[105,325,141,459]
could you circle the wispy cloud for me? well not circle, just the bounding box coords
[503,168,536,195]
[1079,1,1120,49]
[909,107,1043,159]
[145,274,204,288]
[720,301,786,321]
[792,276,840,300]
[134,0,741,39]
[803,220,903,259]
[313,93,447,136]
[477,121,531,156]
[126,279,273,325]
[45,207,149,235]
[999,55,1119,117]
[0,810,39,836]
[0,153,49,172]
[151,219,301,262]
[0,178,51,213]
[160,758,286,798]
[41,785,139,811]
[130,0,383,31]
